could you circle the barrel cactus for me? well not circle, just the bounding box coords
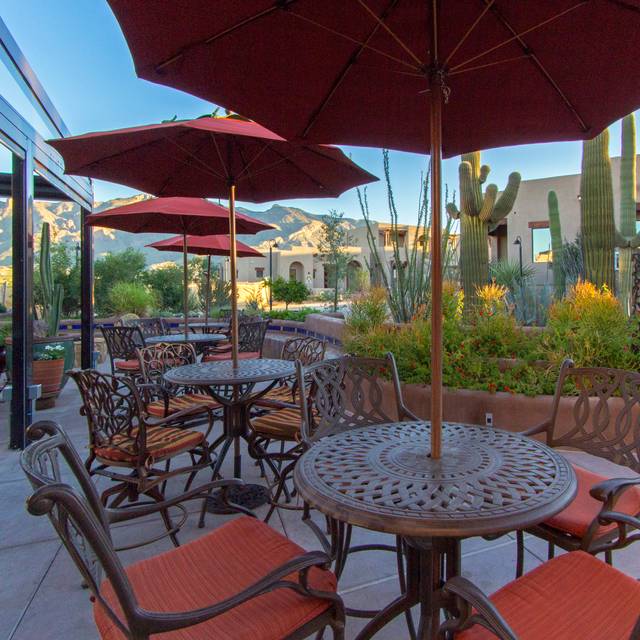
[446,151,521,310]
[547,191,565,298]
[39,222,63,337]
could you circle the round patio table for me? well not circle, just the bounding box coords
[178,321,229,332]
[165,358,297,510]
[146,333,226,346]
[294,421,577,640]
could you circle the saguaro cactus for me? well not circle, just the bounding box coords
[618,114,638,314]
[580,126,640,295]
[446,151,521,310]
[547,191,565,298]
[39,222,63,337]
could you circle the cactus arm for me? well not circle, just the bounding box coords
[615,230,631,248]
[458,160,478,217]
[548,190,565,299]
[446,202,460,219]
[492,172,521,222]
[479,164,490,184]
[629,233,640,249]
[478,184,497,222]
[619,114,637,237]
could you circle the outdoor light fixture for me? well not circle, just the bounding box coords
[513,235,523,279]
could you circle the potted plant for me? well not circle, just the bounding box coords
[32,343,66,398]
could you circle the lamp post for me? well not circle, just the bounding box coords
[514,236,523,280]
[268,240,278,311]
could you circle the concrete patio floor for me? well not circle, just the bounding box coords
[1,373,638,639]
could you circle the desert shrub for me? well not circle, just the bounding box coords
[144,264,184,313]
[265,308,319,322]
[346,287,388,335]
[108,282,157,317]
[271,277,309,309]
[475,282,508,317]
[544,281,638,370]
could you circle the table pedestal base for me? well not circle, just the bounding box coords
[205,483,270,513]
[355,537,459,640]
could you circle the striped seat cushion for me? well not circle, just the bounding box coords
[204,351,260,362]
[94,425,204,464]
[95,516,337,640]
[114,359,140,371]
[457,551,640,639]
[255,385,296,406]
[251,406,302,440]
[146,393,220,418]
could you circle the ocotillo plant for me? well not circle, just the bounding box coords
[580,126,640,294]
[446,151,521,310]
[39,222,63,337]
[547,190,565,298]
[618,114,638,314]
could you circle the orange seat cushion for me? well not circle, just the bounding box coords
[94,425,204,464]
[544,464,640,538]
[457,551,640,640]
[251,407,302,440]
[204,351,260,362]
[146,393,220,418]
[114,359,140,371]
[94,516,337,640]
[255,385,295,406]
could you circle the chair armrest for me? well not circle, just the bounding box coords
[520,418,551,438]
[590,477,640,505]
[134,550,337,635]
[105,479,248,524]
[441,576,517,640]
[399,403,420,422]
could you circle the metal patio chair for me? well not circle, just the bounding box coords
[21,421,345,640]
[515,358,640,576]
[136,342,221,421]
[100,325,146,376]
[442,551,640,639]
[68,369,215,537]
[203,318,270,361]
[121,316,170,338]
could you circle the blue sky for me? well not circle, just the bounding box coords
[2,2,638,224]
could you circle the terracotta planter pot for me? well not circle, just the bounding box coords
[32,358,65,409]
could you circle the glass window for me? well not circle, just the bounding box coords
[255,267,264,279]
[532,227,552,263]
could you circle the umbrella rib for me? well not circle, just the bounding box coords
[165,135,226,180]
[236,144,259,203]
[301,0,404,139]
[210,133,231,182]
[450,1,588,72]
[355,0,424,67]
[235,141,272,181]
[156,135,216,195]
[286,9,419,71]
[443,0,495,67]
[155,1,298,72]
[448,54,531,77]
[479,0,590,132]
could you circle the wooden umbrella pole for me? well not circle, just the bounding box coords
[183,232,189,338]
[228,183,240,368]
[429,0,443,459]
[204,255,211,327]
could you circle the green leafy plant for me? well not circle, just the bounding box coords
[108,282,157,317]
[144,263,184,313]
[94,249,146,315]
[34,343,66,361]
[319,209,351,312]
[265,308,319,322]
[489,260,535,293]
[0,323,11,348]
[271,276,309,310]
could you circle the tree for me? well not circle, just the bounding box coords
[319,209,350,311]
[271,276,309,309]
[143,263,184,312]
[93,248,146,315]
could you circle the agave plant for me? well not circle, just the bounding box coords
[357,150,456,323]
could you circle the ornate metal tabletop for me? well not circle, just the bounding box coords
[294,421,576,539]
[164,358,296,386]
[180,321,229,331]
[146,333,226,346]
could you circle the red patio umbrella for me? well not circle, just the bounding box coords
[147,235,264,326]
[49,117,377,366]
[107,0,640,458]
[87,197,272,336]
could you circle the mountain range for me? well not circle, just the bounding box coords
[0,194,367,267]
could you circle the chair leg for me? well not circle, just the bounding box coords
[516,530,525,578]
[548,541,555,560]
[605,549,613,565]
[146,486,180,547]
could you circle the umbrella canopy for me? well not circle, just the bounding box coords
[105,0,640,457]
[48,117,378,200]
[49,118,377,366]
[107,1,640,156]
[87,196,271,235]
[146,234,264,258]
[87,196,272,337]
